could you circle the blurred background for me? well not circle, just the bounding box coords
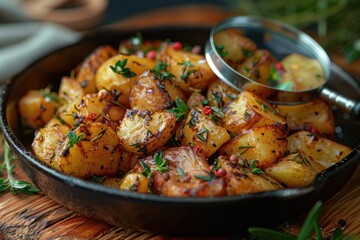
[0,0,359,80]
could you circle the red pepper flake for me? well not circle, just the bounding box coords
[193,145,203,153]
[202,106,212,115]
[172,42,182,51]
[310,127,320,134]
[215,168,227,177]
[275,62,285,72]
[146,50,157,60]
[85,112,97,121]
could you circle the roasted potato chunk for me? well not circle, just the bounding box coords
[162,46,217,92]
[129,70,186,111]
[117,110,176,155]
[187,91,206,108]
[52,122,121,178]
[120,172,151,193]
[130,146,226,197]
[213,28,257,66]
[18,89,59,130]
[222,91,286,134]
[58,76,84,103]
[96,54,156,107]
[217,156,282,195]
[265,153,324,188]
[287,131,352,168]
[179,109,230,158]
[219,125,288,169]
[206,79,238,108]
[32,124,70,165]
[76,45,118,93]
[236,50,276,85]
[281,53,325,91]
[274,98,335,135]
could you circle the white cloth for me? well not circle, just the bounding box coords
[0,0,81,81]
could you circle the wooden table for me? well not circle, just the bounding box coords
[1,4,360,239]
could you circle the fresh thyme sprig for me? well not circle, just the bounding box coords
[0,141,40,195]
[109,59,137,78]
[154,150,169,173]
[168,97,189,121]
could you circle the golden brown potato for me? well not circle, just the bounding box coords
[58,76,84,103]
[237,50,276,85]
[287,131,352,168]
[100,177,122,188]
[241,82,275,99]
[18,89,59,130]
[280,53,325,91]
[213,28,257,66]
[131,146,226,197]
[265,153,324,188]
[274,98,335,135]
[162,46,217,92]
[117,110,176,155]
[52,122,121,178]
[96,54,156,107]
[76,45,118,93]
[119,172,150,193]
[219,125,288,169]
[179,109,230,158]
[32,124,70,165]
[186,91,206,108]
[129,70,186,111]
[206,79,238,108]
[222,91,286,134]
[118,151,141,175]
[57,91,126,130]
[217,156,282,195]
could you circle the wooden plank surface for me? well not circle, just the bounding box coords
[1,4,360,240]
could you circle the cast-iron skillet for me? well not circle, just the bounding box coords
[1,27,360,235]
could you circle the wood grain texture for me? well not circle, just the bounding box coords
[1,4,360,240]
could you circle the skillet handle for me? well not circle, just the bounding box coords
[320,87,360,120]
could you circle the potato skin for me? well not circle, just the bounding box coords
[274,98,335,135]
[180,109,230,158]
[119,172,150,193]
[236,50,276,85]
[162,46,217,92]
[265,153,323,188]
[213,28,257,66]
[18,90,59,130]
[219,125,288,169]
[287,131,352,168]
[217,156,282,195]
[117,110,176,155]
[52,122,121,178]
[96,54,156,107]
[222,91,286,134]
[206,79,238,108]
[129,70,186,111]
[131,146,227,197]
[58,76,84,103]
[32,124,70,166]
[76,45,118,93]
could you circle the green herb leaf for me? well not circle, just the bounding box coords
[248,227,297,240]
[140,161,152,178]
[215,43,228,58]
[178,60,195,83]
[250,160,264,175]
[177,166,185,178]
[0,141,40,195]
[195,128,209,142]
[67,131,83,150]
[91,175,105,184]
[152,61,175,80]
[109,59,137,78]
[194,171,216,181]
[297,201,323,240]
[40,85,59,103]
[168,97,189,121]
[154,150,169,173]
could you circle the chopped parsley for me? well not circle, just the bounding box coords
[250,160,264,175]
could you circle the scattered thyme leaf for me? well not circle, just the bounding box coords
[168,97,189,121]
[109,59,137,78]
[154,150,169,173]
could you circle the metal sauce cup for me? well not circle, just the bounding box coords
[205,16,360,119]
